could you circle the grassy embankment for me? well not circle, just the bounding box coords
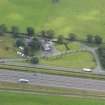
[0,90,105,105]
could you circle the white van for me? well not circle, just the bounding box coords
[18,79,29,83]
[82,68,92,72]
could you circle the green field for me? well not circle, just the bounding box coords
[40,52,96,68]
[56,42,81,52]
[0,0,105,39]
[0,36,17,58]
[0,92,105,105]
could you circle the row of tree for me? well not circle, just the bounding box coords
[0,24,35,37]
[0,24,103,44]
[56,33,103,45]
[86,34,103,44]
[98,45,105,69]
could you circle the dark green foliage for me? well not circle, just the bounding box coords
[31,57,39,64]
[94,35,102,44]
[28,37,41,51]
[11,26,19,38]
[24,37,41,56]
[40,30,46,38]
[16,38,24,47]
[86,34,94,43]
[27,27,35,37]
[0,24,7,35]
[57,35,65,44]
[57,35,69,50]
[98,45,105,68]
[40,30,54,39]
[68,33,77,41]
[46,30,55,39]
[63,40,70,50]
[64,42,69,50]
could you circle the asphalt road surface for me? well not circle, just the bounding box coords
[0,69,105,92]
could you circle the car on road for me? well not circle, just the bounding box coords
[82,68,92,72]
[18,79,29,83]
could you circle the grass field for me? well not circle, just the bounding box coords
[56,42,81,52]
[40,52,96,68]
[0,35,17,58]
[0,92,105,105]
[0,0,105,39]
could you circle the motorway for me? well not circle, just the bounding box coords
[0,69,105,92]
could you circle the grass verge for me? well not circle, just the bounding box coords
[1,91,105,105]
[0,82,105,99]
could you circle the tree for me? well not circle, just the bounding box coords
[46,29,55,39]
[63,41,70,50]
[26,37,41,56]
[28,37,41,51]
[94,35,102,44]
[40,30,46,38]
[98,45,105,68]
[86,34,94,43]
[11,26,19,38]
[16,38,25,47]
[57,35,69,50]
[57,35,65,44]
[31,57,39,64]
[68,33,77,41]
[0,24,7,35]
[27,27,35,37]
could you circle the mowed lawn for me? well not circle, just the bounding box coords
[0,92,105,105]
[40,52,96,68]
[55,42,81,52]
[0,0,105,39]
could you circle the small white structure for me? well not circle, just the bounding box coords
[52,38,58,42]
[19,46,24,50]
[17,51,25,57]
[83,68,92,72]
[44,44,51,51]
[44,41,53,52]
[17,51,22,55]
[18,79,29,83]
[21,54,25,57]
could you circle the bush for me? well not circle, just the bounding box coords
[86,34,94,43]
[0,24,7,35]
[94,35,102,44]
[68,33,77,41]
[16,38,25,47]
[31,57,39,64]
[98,45,105,69]
[57,35,65,44]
